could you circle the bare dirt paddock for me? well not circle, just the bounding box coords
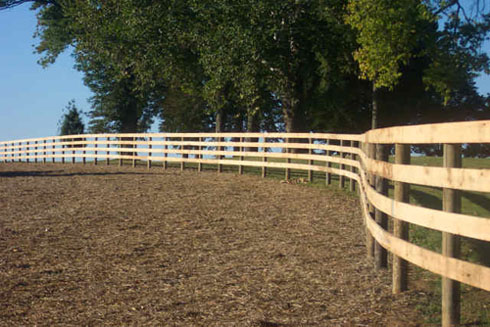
[1,163,423,326]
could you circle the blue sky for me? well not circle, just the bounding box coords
[0,4,489,142]
[0,4,93,142]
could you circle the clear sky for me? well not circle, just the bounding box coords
[0,4,94,142]
[0,4,489,142]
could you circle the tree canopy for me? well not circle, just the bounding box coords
[1,0,489,136]
[58,99,84,136]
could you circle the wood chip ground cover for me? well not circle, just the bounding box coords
[1,163,425,326]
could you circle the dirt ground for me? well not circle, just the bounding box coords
[1,163,425,326]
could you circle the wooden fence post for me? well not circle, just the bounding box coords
[181,136,186,171]
[326,139,332,185]
[62,141,65,164]
[198,137,203,172]
[82,137,86,165]
[26,141,29,163]
[72,140,75,164]
[442,143,462,327]
[393,143,410,294]
[339,140,345,188]
[106,138,110,166]
[147,137,152,169]
[349,141,356,192]
[217,136,223,173]
[119,137,123,166]
[132,137,137,168]
[285,137,291,180]
[239,137,243,175]
[262,136,267,178]
[374,144,389,269]
[43,140,47,164]
[366,142,375,258]
[52,140,55,163]
[94,137,98,166]
[34,141,38,163]
[163,138,168,170]
[308,138,313,183]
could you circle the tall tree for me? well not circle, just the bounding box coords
[346,0,490,128]
[58,99,84,135]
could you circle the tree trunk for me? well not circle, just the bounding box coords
[372,83,378,130]
[246,109,260,152]
[282,96,307,153]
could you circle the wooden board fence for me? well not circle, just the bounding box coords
[1,119,489,327]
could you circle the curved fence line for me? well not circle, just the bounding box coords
[1,120,489,326]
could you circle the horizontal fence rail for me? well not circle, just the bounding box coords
[1,120,489,326]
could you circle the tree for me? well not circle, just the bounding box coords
[346,0,490,129]
[346,0,431,129]
[58,99,84,135]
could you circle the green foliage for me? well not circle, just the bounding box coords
[346,0,431,89]
[2,0,489,135]
[58,99,84,136]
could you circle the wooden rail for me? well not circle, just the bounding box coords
[1,120,489,326]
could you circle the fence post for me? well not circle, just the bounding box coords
[52,140,55,163]
[349,141,356,192]
[94,137,98,166]
[198,137,203,172]
[132,137,137,168]
[442,143,462,327]
[163,138,168,170]
[181,136,186,171]
[308,138,313,183]
[262,136,267,178]
[374,144,389,269]
[365,142,375,258]
[26,141,29,163]
[43,140,47,164]
[119,137,123,166]
[62,141,65,164]
[147,137,152,169]
[239,137,243,175]
[34,141,38,163]
[326,139,332,185]
[82,137,86,165]
[393,143,410,294]
[72,139,75,164]
[339,140,345,188]
[106,137,110,166]
[285,137,291,180]
[217,135,223,173]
